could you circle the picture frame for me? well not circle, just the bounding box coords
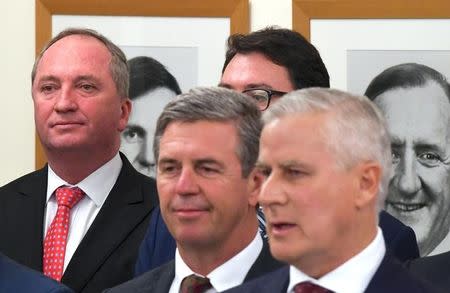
[35,0,250,168]
[292,0,450,257]
[292,0,450,90]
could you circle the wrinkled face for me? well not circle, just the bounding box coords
[375,82,450,255]
[120,87,176,177]
[257,113,361,270]
[220,52,295,105]
[32,35,130,157]
[157,121,258,250]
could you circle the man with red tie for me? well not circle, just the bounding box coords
[0,28,159,292]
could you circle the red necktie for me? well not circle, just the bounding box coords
[43,186,85,281]
[294,281,334,293]
[180,274,212,293]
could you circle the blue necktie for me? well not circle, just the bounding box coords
[257,207,267,239]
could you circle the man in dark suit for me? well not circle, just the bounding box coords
[0,252,73,293]
[107,87,283,292]
[134,27,418,276]
[0,28,158,293]
[226,88,436,293]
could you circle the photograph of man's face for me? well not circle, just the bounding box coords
[120,87,176,178]
[373,82,450,256]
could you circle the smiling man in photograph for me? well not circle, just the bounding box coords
[365,63,450,256]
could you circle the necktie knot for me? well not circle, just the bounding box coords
[55,186,84,209]
[180,274,212,293]
[294,281,334,293]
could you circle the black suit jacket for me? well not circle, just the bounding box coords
[408,251,450,292]
[379,210,419,261]
[223,253,438,293]
[105,240,283,293]
[0,154,158,293]
[0,253,73,293]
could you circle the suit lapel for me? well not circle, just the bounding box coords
[144,261,175,293]
[61,157,156,290]
[12,167,48,271]
[244,238,284,282]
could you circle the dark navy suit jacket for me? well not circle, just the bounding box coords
[223,254,439,293]
[108,240,283,292]
[408,250,450,292]
[0,253,73,293]
[134,210,419,275]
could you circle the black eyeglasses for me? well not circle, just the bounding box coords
[242,88,288,111]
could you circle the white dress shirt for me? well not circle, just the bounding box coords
[44,152,122,272]
[287,227,386,293]
[169,232,263,293]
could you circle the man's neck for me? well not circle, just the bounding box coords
[46,149,119,184]
[178,222,258,276]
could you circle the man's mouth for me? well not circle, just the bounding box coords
[387,201,426,212]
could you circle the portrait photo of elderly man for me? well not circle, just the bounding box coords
[365,63,450,256]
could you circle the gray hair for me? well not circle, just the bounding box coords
[263,88,392,211]
[31,28,129,98]
[154,86,262,177]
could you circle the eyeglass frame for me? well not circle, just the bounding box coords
[242,88,288,111]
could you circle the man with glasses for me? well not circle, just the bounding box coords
[134,27,419,277]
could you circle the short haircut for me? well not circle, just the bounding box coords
[365,63,450,101]
[154,87,262,177]
[222,26,330,89]
[263,88,391,211]
[128,56,182,100]
[31,27,129,98]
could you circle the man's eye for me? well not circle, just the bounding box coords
[418,152,441,166]
[122,128,144,143]
[285,168,303,178]
[78,83,97,93]
[257,167,271,178]
[198,165,219,176]
[391,151,401,164]
[40,84,57,93]
[158,164,179,176]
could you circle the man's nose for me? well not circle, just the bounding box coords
[259,171,288,208]
[175,167,200,196]
[54,87,77,112]
[394,151,421,196]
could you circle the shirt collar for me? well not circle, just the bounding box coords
[174,232,263,292]
[288,227,386,293]
[46,152,122,207]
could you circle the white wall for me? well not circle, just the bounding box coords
[0,0,292,185]
[0,1,36,185]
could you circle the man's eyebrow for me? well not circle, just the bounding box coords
[255,161,269,169]
[35,75,59,83]
[125,124,146,136]
[74,75,102,84]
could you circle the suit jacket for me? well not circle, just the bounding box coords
[134,205,176,276]
[133,210,419,276]
[408,250,450,292]
[0,252,73,293]
[0,154,159,293]
[106,240,283,293]
[379,210,419,261]
[223,253,439,293]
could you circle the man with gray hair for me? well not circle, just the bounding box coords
[226,88,436,292]
[0,28,158,292]
[107,87,282,293]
